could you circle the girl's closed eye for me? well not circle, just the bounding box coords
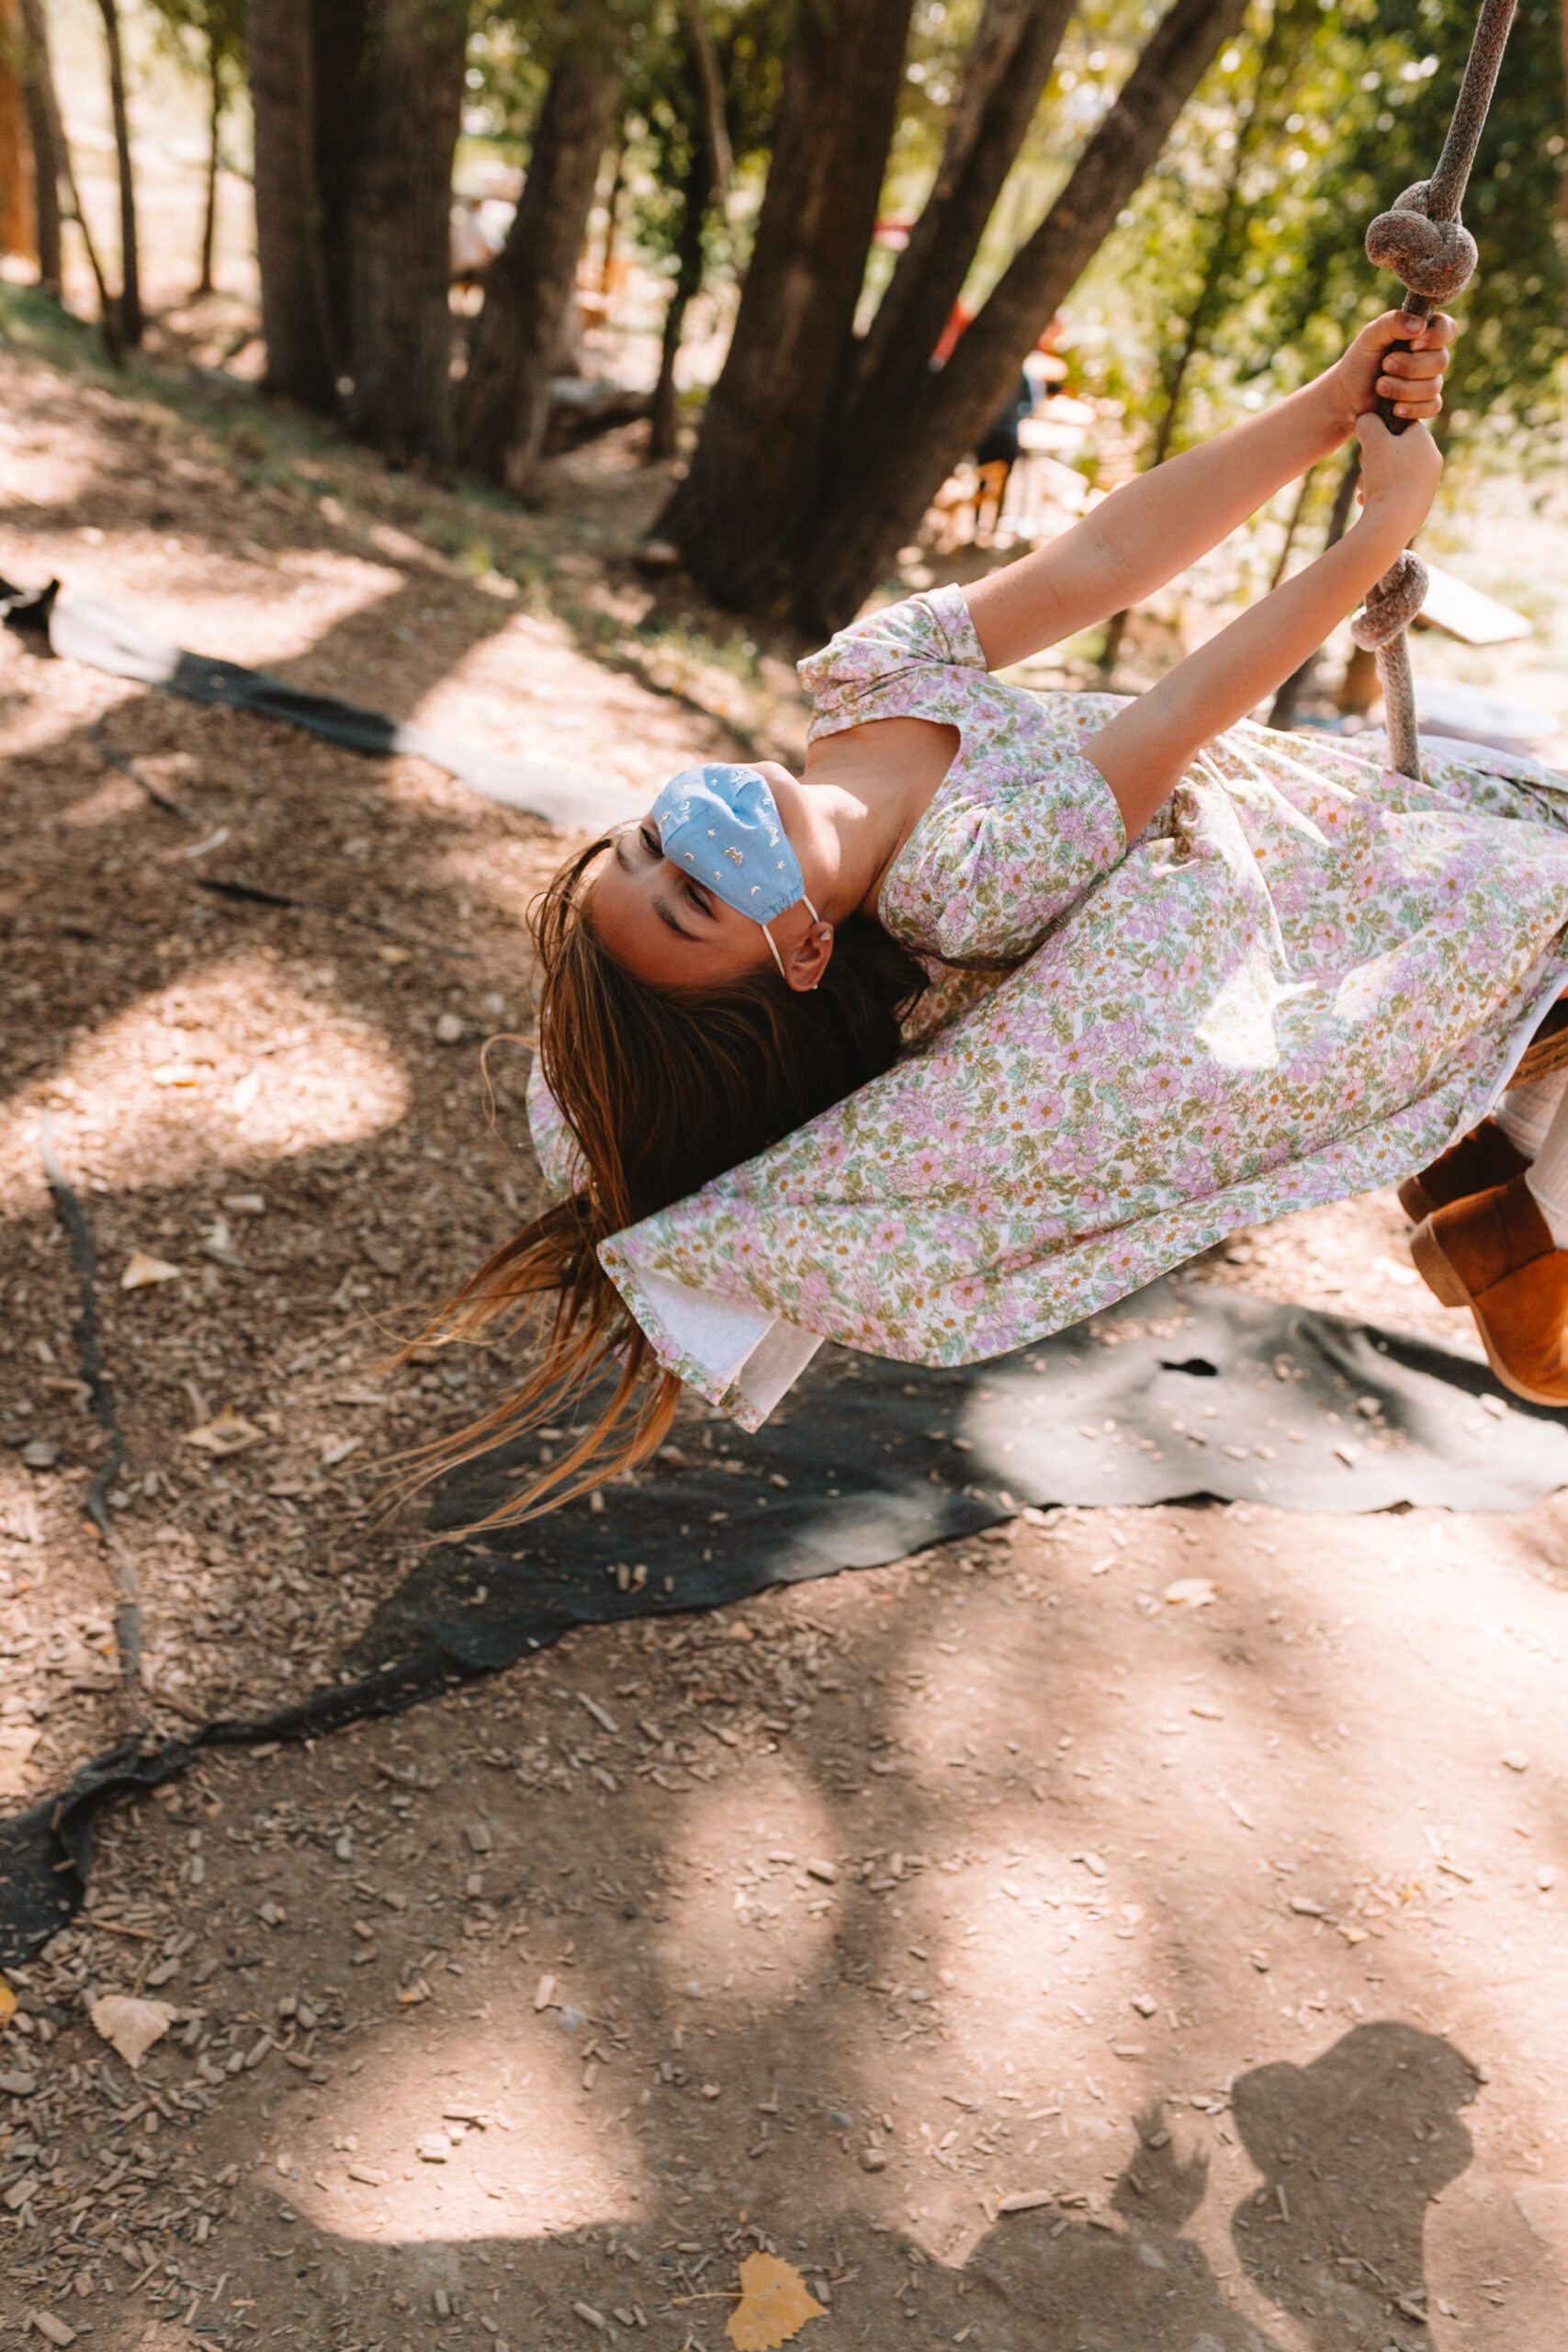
[671,861,716,919]
[640,820,713,915]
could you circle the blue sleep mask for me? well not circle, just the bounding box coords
[651,763,807,929]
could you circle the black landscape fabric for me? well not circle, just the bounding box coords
[6,1272,1568,1963]
[0,574,397,753]
[0,572,640,834]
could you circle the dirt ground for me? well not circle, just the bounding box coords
[4,300,1568,2352]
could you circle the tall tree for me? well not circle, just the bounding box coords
[310,0,372,340]
[799,0,1256,628]
[645,48,714,461]
[19,0,118,332]
[656,0,918,612]
[676,0,729,209]
[344,0,469,458]
[15,0,63,291]
[95,0,141,345]
[660,0,1250,630]
[195,19,225,290]
[145,0,248,295]
[622,1,723,461]
[849,0,1075,413]
[456,16,622,490]
[248,0,336,405]
[249,0,470,455]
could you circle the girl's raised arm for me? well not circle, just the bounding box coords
[961,311,1455,676]
[1084,413,1442,837]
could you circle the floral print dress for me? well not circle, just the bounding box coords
[559,585,1568,1427]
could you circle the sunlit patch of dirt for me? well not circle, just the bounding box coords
[0,956,411,1217]
[285,2008,655,2245]
[656,1775,844,2016]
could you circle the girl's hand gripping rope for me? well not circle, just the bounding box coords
[1328,308,1458,431]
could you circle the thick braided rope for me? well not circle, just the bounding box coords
[1356,0,1517,780]
[1349,550,1429,783]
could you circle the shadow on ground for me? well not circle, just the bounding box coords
[97,2019,1472,2351]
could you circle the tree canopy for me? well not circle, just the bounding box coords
[17,0,1561,612]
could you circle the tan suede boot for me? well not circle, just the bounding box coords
[1396,1116,1528,1224]
[1409,1173,1568,1405]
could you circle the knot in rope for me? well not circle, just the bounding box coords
[1350,550,1429,651]
[1364,180,1479,306]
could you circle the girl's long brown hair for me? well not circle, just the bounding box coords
[400,834,929,1527]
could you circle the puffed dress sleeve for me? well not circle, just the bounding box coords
[803,583,1127,966]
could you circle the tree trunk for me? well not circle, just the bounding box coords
[851,0,1073,408]
[793,0,1252,633]
[16,0,62,291]
[456,30,621,491]
[20,0,114,344]
[656,0,918,611]
[649,235,699,461]
[196,34,221,297]
[18,0,116,346]
[311,0,373,355]
[677,0,730,209]
[596,115,626,288]
[649,50,713,462]
[249,0,336,406]
[343,0,469,463]
[95,0,141,345]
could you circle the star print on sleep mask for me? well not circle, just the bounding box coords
[650,763,808,927]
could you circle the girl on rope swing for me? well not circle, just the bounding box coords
[420,307,1568,1521]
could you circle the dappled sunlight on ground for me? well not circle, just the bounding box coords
[13,1496,1562,2341]
[283,2007,654,2246]
[0,956,411,1218]
[57,771,156,829]
[658,1773,845,2019]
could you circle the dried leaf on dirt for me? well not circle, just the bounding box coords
[0,1975,16,2022]
[199,1216,247,1269]
[0,1723,41,1795]
[121,1250,182,1290]
[724,2252,827,2350]
[88,1993,177,2069]
[186,1407,265,1456]
[1164,1577,1219,1608]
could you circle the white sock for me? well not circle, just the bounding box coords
[1525,1080,1568,1248]
[1495,1068,1568,1161]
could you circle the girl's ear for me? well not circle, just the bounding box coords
[786,922,835,993]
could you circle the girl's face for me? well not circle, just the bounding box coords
[588,761,829,990]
